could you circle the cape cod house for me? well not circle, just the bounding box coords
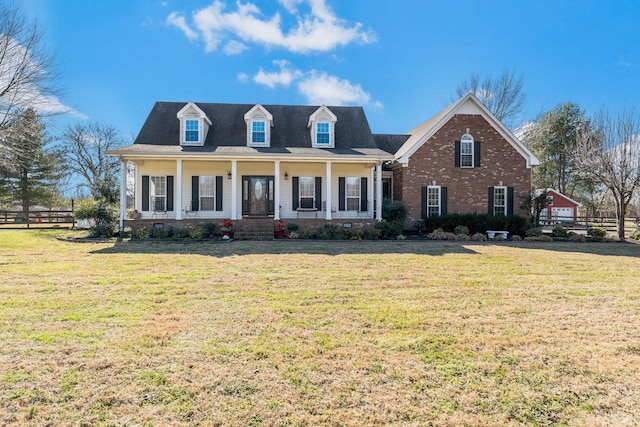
[107,93,539,232]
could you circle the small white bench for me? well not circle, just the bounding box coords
[487,230,509,240]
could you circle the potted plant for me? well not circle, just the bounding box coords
[221,219,234,239]
[275,219,285,239]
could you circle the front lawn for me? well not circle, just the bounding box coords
[1,230,639,426]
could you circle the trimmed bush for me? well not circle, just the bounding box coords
[587,227,607,237]
[375,220,402,240]
[189,228,203,239]
[203,222,218,237]
[552,226,569,238]
[630,230,640,240]
[415,213,527,237]
[285,222,299,233]
[525,227,543,237]
[135,227,149,239]
[454,225,469,236]
[73,199,118,237]
[570,234,587,243]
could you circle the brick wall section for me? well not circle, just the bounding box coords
[399,114,532,223]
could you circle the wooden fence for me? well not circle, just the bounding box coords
[0,209,75,229]
[542,215,640,234]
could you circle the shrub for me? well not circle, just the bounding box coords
[375,220,402,240]
[470,233,487,242]
[135,227,149,239]
[415,213,527,237]
[285,222,299,233]
[525,235,553,242]
[189,228,203,239]
[203,222,218,237]
[73,199,118,237]
[288,231,300,239]
[587,227,607,237]
[300,228,314,239]
[630,230,640,240]
[511,235,522,241]
[382,200,408,225]
[552,226,569,238]
[525,227,543,237]
[428,228,456,240]
[454,225,469,236]
[362,227,381,240]
[149,226,168,238]
[570,234,587,243]
[173,227,190,238]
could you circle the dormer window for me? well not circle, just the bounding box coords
[245,104,273,147]
[309,105,337,148]
[185,120,199,142]
[177,102,211,146]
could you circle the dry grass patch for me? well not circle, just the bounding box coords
[1,231,639,425]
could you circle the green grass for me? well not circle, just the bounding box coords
[1,230,639,425]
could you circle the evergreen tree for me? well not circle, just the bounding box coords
[0,108,61,226]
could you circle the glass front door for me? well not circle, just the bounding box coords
[242,176,274,216]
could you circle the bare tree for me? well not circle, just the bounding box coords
[455,69,526,128]
[58,122,124,202]
[0,3,58,127]
[574,108,640,240]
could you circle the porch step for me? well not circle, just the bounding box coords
[233,218,275,241]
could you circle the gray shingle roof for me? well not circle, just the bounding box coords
[373,134,410,155]
[134,102,380,150]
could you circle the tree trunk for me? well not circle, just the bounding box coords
[615,198,626,241]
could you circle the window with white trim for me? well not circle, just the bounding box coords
[185,120,199,142]
[317,122,330,144]
[427,186,441,217]
[345,177,360,210]
[494,186,506,216]
[199,176,215,211]
[252,121,266,144]
[460,134,473,167]
[150,176,166,211]
[299,177,315,209]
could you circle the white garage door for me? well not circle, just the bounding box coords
[551,207,574,221]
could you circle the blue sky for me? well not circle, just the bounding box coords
[20,0,640,140]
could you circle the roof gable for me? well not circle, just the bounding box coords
[395,93,540,168]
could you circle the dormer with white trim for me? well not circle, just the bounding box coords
[177,102,211,146]
[244,104,273,147]
[308,105,337,148]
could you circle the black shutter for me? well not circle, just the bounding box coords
[421,186,427,219]
[315,177,322,210]
[142,175,150,211]
[216,176,223,211]
[191,176,199,211]
[507,187,514,216]
[454,141,461,167]
[338,177,346,211]
[474,141,481,168]
[292,177,299,210]
[488,187,495,215]
[360,177,368,211]
[166,176,174,211]
[441,187,448,215]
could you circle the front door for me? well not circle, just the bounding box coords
[242,176,275,216]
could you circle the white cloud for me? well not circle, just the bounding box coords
[298,71,371,106]
[224,40,248,55]
[166,11,198,41]
[246,61,378,107]
[253,60,302,88]
[169,0,375,54]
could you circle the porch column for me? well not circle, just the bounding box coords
[325,161,332,220]
[119,158,127,231]
[231,160,238,220]
[175,159,183,220]
[274,160,281,220]
[376,163,383,221]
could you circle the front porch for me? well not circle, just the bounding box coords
[118,157,387,230]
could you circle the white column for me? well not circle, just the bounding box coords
[176,159,183,220]
[369,166,374,218]
[325,161,332,220]
[376,163,383,221]
[274,161,281,220]
[119,158,127,231]
[231,160,238,220]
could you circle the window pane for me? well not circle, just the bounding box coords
[186,120,199,142]
[461,141,473,167]
[494,187,506,216]
[299,177,314,197]
[317,123,330,144]
[252,121,265,143]
[200,176,215,210]
[427,187,440,217]
[345,177,360,210]
[151,176,165,196]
